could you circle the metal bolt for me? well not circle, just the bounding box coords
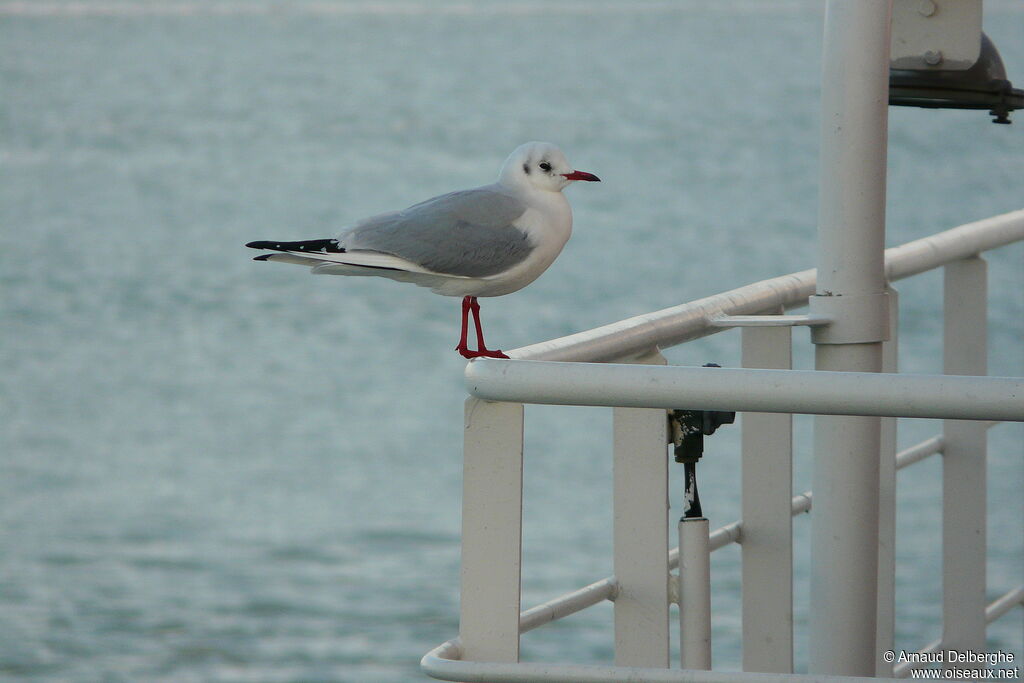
[923,50,943,66]
[917,0,936,17]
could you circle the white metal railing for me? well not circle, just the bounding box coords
[465,362,1024,421]
[421,434,1021,682]
[421,209,1024,683]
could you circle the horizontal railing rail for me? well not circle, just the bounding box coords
[465,361,1024,422]
[424,582,1024,683]
[422,642,911,683]
[424,584,1024,683]
[893,586,1024,678]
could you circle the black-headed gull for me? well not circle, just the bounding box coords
[246,142,599,358]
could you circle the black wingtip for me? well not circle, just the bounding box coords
[245,238,344,254]
[253,254,273,261]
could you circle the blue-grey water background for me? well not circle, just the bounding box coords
[2,1,1022,680]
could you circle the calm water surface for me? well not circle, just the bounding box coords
[2,2,1022,680]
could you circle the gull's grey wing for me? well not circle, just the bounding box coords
[340,186,532,278]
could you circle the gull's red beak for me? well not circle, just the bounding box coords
[561,170,601,182]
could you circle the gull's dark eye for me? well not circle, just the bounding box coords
[539,161,552,172]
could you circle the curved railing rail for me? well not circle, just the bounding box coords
[508,210,1024,363]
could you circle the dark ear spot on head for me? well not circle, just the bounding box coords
[522,163,530,175]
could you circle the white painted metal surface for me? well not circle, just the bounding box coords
[519,578,619,634]
[809,374,883,676]
[809,1,892,674]
[465,361,1024,422]
[678,518,712,670]
[941,257,988,670]
[423,637,912,683]
[740,323,793,674]
[425,423,1020,682]
[984,586,1024,625]
[422,589,1024,683]
[890,0,982,70]
[876,287,899,678]
[459,398,524,662]
[710,314,828,328]
[431,211,1024,683]
[459,429,969,650]
[892,588,1024,678]
[505,209,1024,364]
[613,351,671,667]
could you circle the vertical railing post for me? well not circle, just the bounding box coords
[613,350,670,667]
[679,517,712,670]
[877,286,899,676]
[942,256,988,669]
[740,319,794,673]
[460,398,524,663]
[807,0,892,675]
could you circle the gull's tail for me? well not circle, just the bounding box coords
[245,238,467,291]
[246,238,404,270]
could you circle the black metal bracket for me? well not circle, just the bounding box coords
[669,363,736,520]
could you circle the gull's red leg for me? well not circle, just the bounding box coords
[455,296,473,357]
[469,298,487,350]
[467,297,509,359]
[455,296,509,359]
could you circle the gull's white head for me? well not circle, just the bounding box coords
[498,141,600,193]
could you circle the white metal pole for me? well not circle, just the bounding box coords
[740,321,794,674]
[613,350,670,667]
[942,257,988,670]
[876,287,899,677]
[807,0,893,676]
[678,517,711,670]
[460,398,524,663]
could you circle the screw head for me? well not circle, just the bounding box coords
[918,0,937,17]
[923,50,943,66]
